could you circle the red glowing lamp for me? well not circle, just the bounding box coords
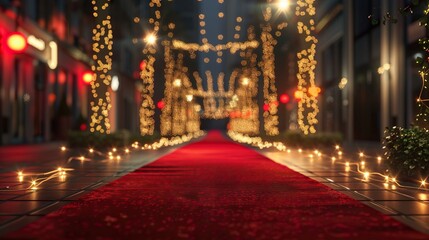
[157,100,165,109]
[82,71,94,84]
[80,123,87,131]
[5,32,27,53]
[280,94,290,104]
[140,60,147,70]
[263,104,270,112]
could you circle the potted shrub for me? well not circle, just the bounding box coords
[383,126,429,179]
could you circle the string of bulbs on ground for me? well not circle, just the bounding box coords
[228,131,429,192]
[0,131,205,192]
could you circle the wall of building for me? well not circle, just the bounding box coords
[314,0,427,142]
[0,0,142,145]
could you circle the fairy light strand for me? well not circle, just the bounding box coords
[1,131,205,192]
[295,0,320,135]
[261,2,279,136]
[416,3,429,124]
[90,0,113,134]
[139,0,162,136]
[228,133,429,192]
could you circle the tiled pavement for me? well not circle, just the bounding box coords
[261,148,429,234]
[0,144,177,236]
[0,140,429,236]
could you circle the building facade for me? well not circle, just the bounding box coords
[314,0,426,142]
[0,0,143,145]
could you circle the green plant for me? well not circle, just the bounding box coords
[264,131,343,148]
[68,130,130,148]
[383,126,429,178]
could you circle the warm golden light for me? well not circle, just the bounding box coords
[242,77,250,86]
[186,95,194,102]
[338,78,348,89]
[363,172,370,181]
[278,0,290,10]
[17,171,24,182]
[173,79,182,88]
[145,33,157,45]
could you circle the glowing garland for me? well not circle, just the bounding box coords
[1,132,205,192]
[139,0,161,136]
[192,71,237,98]
[417,72,429,123]
[89,0,113,134]
[140,56,156,135]
[228,131,286,151]
[228,132,429,192]
[261,4,279,136]
[229,25,261,135]
[141,131,205,150]
[172,39,259,54]
[171,54,192,135]
[416,3,429,124]
[160,40,175,136]
[229,43,260,135]
[295,0,320,135]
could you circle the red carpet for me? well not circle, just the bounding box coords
[7,131,427,239]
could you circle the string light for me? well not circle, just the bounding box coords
[229,132,429,191]
[18,171,24,182]
[142,131,205,150]
[2,131,205,192]
[172,40,259,53]
[416,72,429,123]
[416,3,429,124]
[90,0,113,134]
[139,0,162,136]
[140,56,156,135]
[261,2,279,136]
[228,131,286,151]
[160,39,174,136]
[295,0,319,135]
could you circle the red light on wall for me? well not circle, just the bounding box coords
[157,101,165,109]
[82,71,94,84]
[263,104,270,112]
[5,32,27,53]
[140,60,147,70]
[280,94,290,104]
[58,71,66,84]
[48,93,56,104]
[80,123,87,131]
